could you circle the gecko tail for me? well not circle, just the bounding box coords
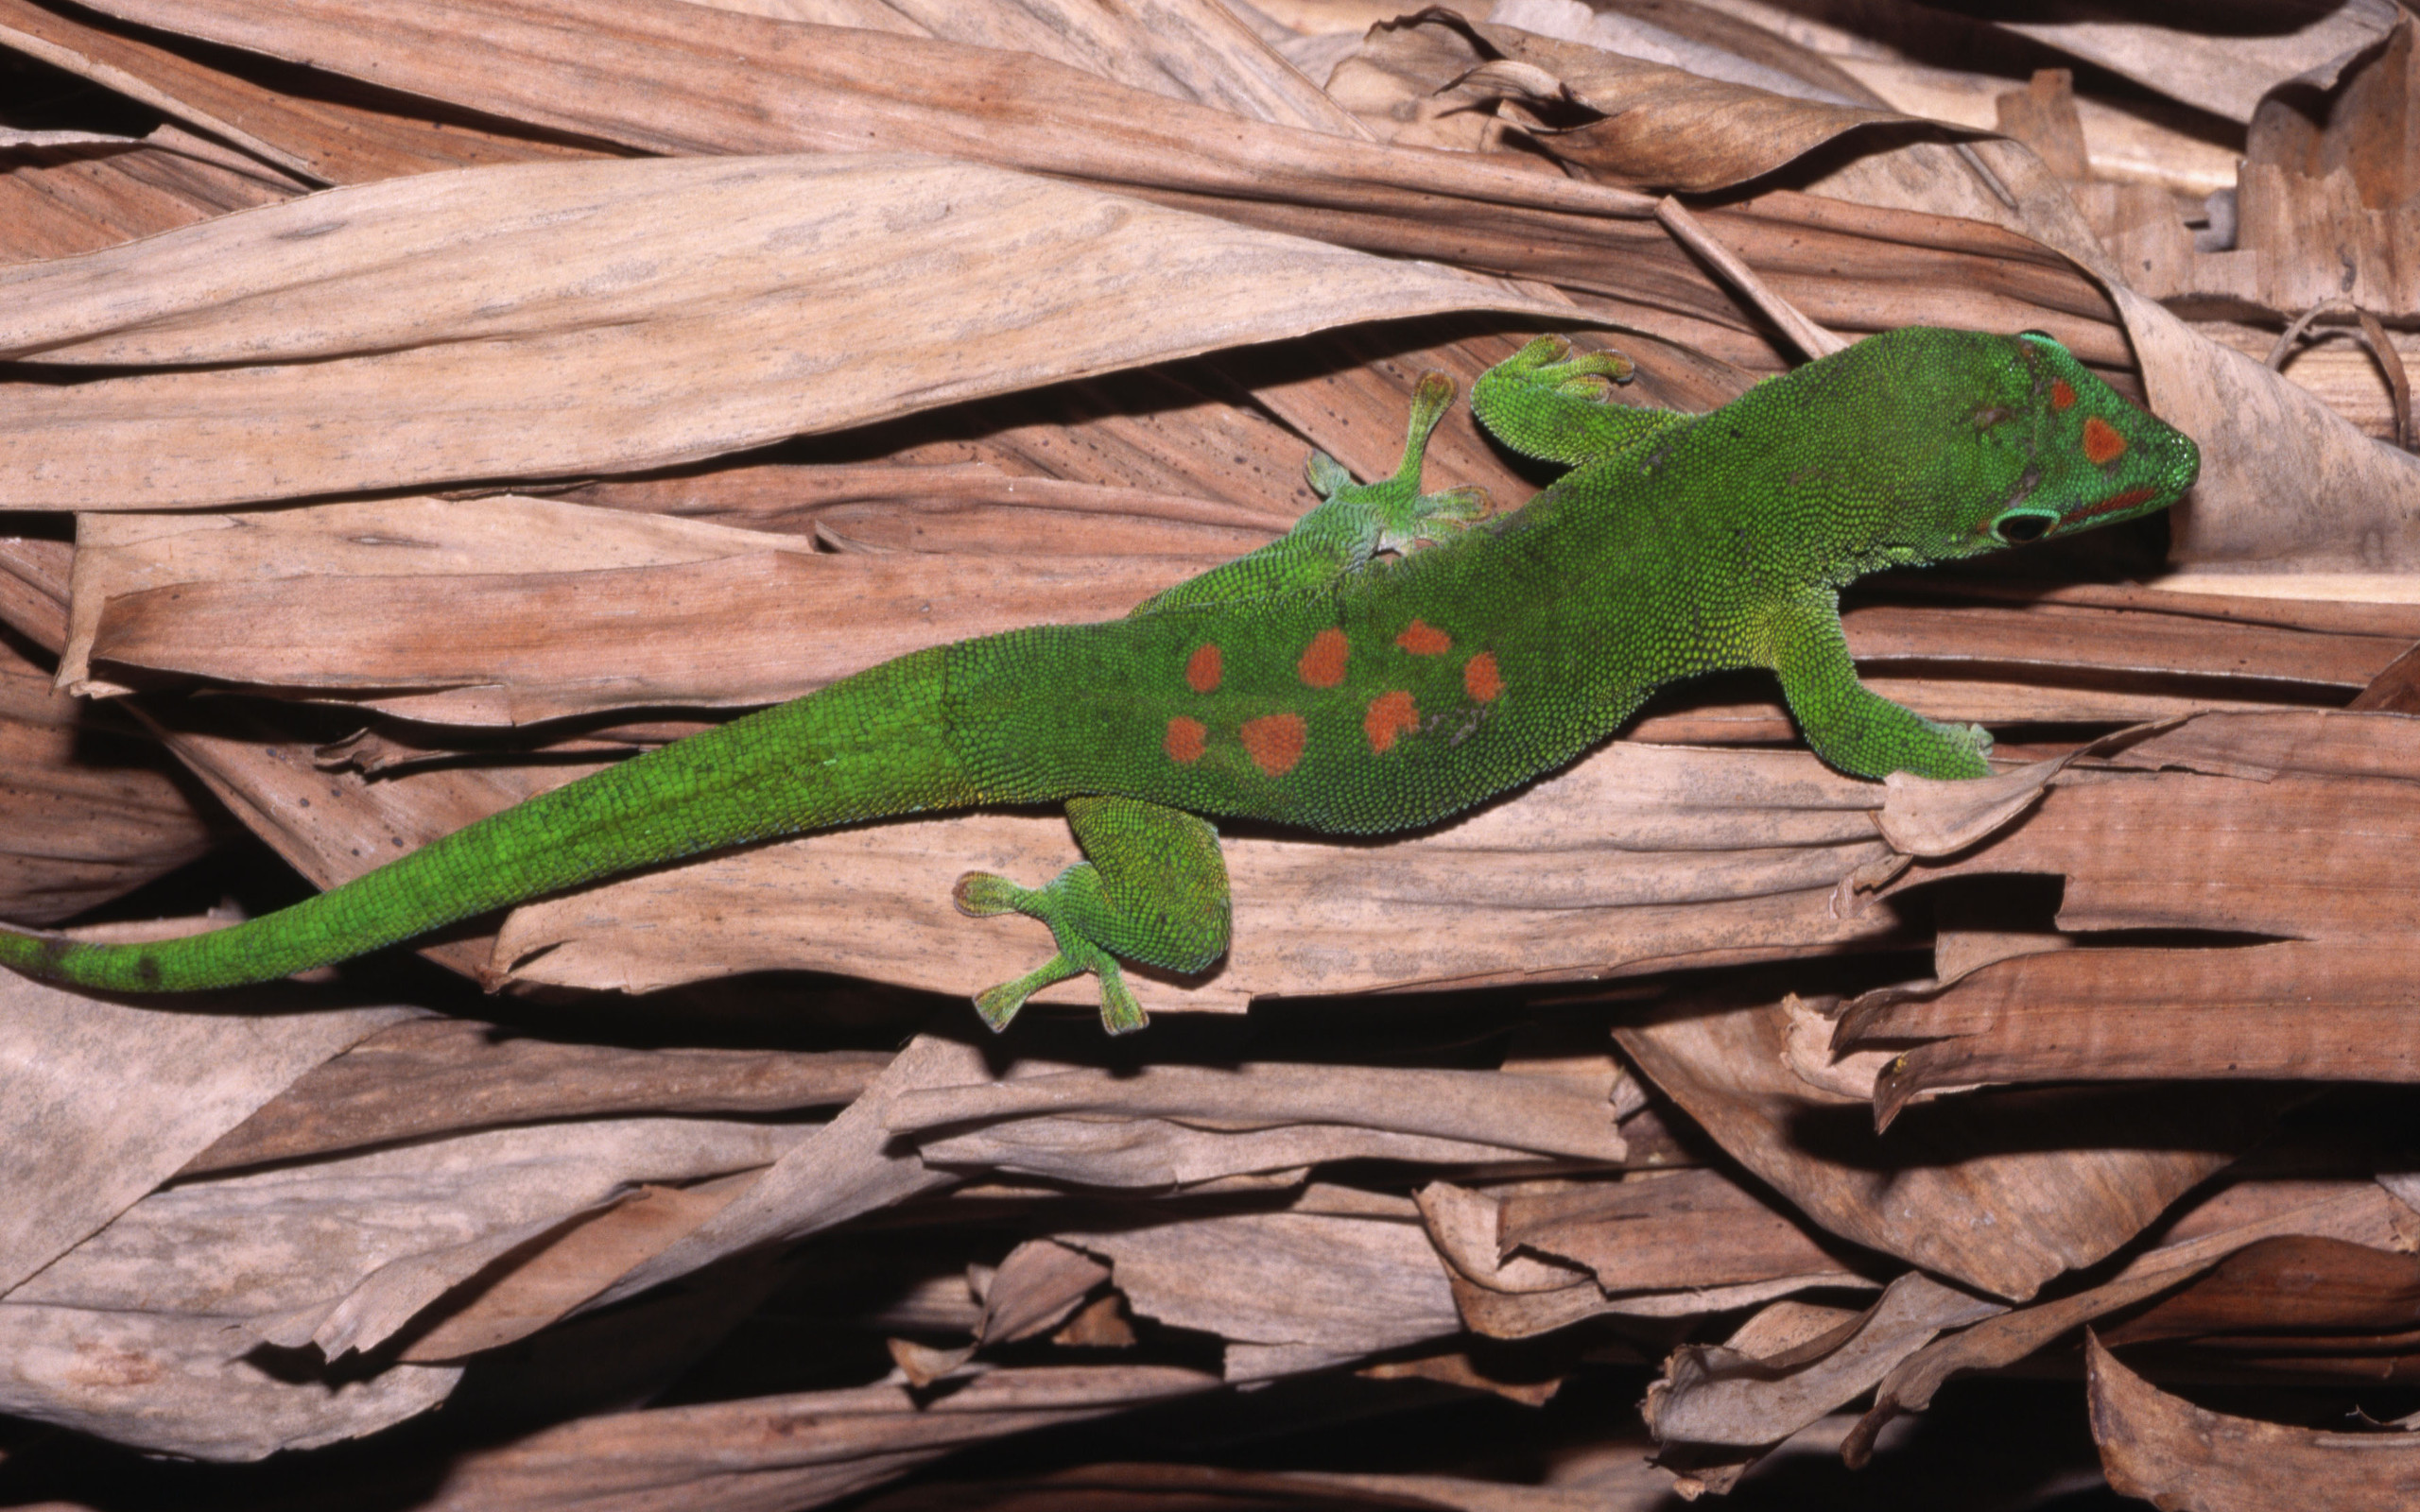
[0,647,975,995]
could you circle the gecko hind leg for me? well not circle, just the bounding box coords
[953,796,1231,1036]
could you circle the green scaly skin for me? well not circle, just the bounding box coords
[0,329,2200,1033]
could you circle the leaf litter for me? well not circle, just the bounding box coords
[4,3,2420,1508]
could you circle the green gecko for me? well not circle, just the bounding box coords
[0,328,2198,1033]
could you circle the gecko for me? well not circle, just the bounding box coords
[0,328,2199,1033]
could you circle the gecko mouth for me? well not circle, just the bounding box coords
[2060,487,2159,529]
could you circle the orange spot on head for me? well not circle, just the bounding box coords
[1464,651,1501,703]
[1184,644,1221,695]
[1363,690,1419,754]
[1297,627,1349,688]
[1395,619,1452,656]
[2082,415,2128,466]
[1240,713,1306,777]
[1164,715,1206,765]
[2049,379,2077,412]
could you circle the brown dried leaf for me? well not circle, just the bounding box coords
[1418,1176,1872,1341]
[888,1060,1625,1164]
[2087,1332,2420,1511]
[0,0,582,189]
[0,155,1563,509]
[0,970,408,1298]
[1841,943,2420,1130]
[576,1032,994,1315]
[403,1175,757,1363]
[1063,1188,1460,1381]
[1998,3,2396,124]
[415,1364,1221,1512]
[1896,713,2420,944]
[1616,994,2273,1299]
[1498,1169,1854,1295]
[3,1115,799,1457]
[1460,15,1955,194]
[1856,1179,2409,1457]
[2100,1235,2420,1351]
[0,634,219,924]
[1644,1272,2004,1452]
[183,1017,889,1177]
[56,0,2147,372]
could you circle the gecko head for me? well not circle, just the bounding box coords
[1791,328,2199,576]
[1969,330,2200,553]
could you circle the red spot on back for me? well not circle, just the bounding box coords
[1164,716,1206,765]
[1184,644,1221,695]
[1464,652,1502,703]
[2049,379,2077,412]
[1240,713,1306,776]
[1364,690,1419,753]
[1297,627,1349,688]
[2082,415,2128,465]
[1395,619,1451,656]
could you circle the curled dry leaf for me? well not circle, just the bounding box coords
[0,632,219,922]
[575,1031,989,1316]
[1841,942,2420,1130]
[1447,14,1957,195]
[1997,2,2399,124]
[0,154,1565,508]
[2,1116,800,1458]
[1062,1186,1461,1381]
[1853,1179,2410,1461]
[1419,1175,1872,1343]
[1645,1272,2004,1457]
[1893,712,2420,944]
[0,970,409,1300]
[2087,1332,2420,1511]
[886,1059,1625,1164]
[183,1017,890,1177]
[80,511,1201,725]
[2098,1234,2420,1360]
[1616,994,2273,1300]
[415,1363,1222,1512]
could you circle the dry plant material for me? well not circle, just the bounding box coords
[1616,995,2276,1301]
[12,3,2420,1504]
[1854,1179,2413,1461]
[1842,943,2420,1128]
[2087,1332,2420,1510]
[182,1017,891,1176]
[0,631,218,921]
[1063,1185,1461,1381]
[0,155,1564,508]
[420,1363,1223,1512]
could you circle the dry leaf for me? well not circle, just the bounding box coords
[1645,1272,2004,1452]
[0,154,1563,508]
[2087,1332,2420,1510]
[1841,942,2420,1130]
[1854,1179,2410,1461]
[0,969,408,1299]
[414,1363,1221,1512]
[1616,993,2273,1300]
[1063,1188,1460,1381]
[183,1017,889,1176]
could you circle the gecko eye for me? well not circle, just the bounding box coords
[1992,511,2056,544]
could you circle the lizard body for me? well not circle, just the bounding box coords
[0,329,2200,1031]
